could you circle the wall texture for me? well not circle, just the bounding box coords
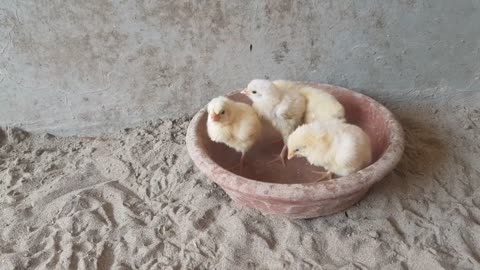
[1,0,479,135]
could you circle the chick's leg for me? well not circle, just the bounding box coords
[227,152,247,174]
[279,144,288,167]
[239,152,246,174]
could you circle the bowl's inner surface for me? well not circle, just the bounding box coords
[198,90,390,184]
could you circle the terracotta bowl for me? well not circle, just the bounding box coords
[186,83,404,219]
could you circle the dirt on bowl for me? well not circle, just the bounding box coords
[186,83,404,219]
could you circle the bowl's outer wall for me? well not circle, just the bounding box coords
[224,186,371,219]
[186,83,405,218]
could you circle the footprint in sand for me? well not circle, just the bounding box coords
[95,156,130,181]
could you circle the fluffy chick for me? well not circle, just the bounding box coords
[241,79,306,166]
[272,80,346,123]
[287,121,372,178]
[207,96,262,171]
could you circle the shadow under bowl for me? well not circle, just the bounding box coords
[186,83,404,219]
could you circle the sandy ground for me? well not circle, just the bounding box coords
[1,92,480,270]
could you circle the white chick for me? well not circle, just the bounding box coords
[287,121,372,179]
[241,79,306,166]
[207,96,262,171]
[272,80,346,123]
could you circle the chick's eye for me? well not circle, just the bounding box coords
[295,149,299,152]
[252,90,257,94]
[220,110,225,115]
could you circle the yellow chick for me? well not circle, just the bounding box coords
[272,80,346,123]
[287,120,372,179]
[207,96,262,171]
[241,79,306,166]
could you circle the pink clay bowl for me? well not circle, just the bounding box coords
[186,83,404,219]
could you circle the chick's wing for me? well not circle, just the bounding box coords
[275,94,306,120]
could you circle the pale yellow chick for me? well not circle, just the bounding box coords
[241,79,306,166]
[273,80,346,123]
[287,120,372,178]
[207,96,262,171]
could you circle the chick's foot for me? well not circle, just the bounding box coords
[227,153,248,174]
[264,145,288,167]
[311,170,333,181]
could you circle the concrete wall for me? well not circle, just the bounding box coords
[1,0,479,135]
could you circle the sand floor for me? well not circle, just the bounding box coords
[1,92,480,269]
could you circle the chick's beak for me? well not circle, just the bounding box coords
[287,151,295,160]
[211,113,221,121]
[240,88,249,95]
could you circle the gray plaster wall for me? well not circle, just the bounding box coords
[1,0,479,135]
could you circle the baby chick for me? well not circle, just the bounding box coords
[207,96,262,171]
[287,120,372,179]
[241,79,306,166]
[272,80,346,123]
